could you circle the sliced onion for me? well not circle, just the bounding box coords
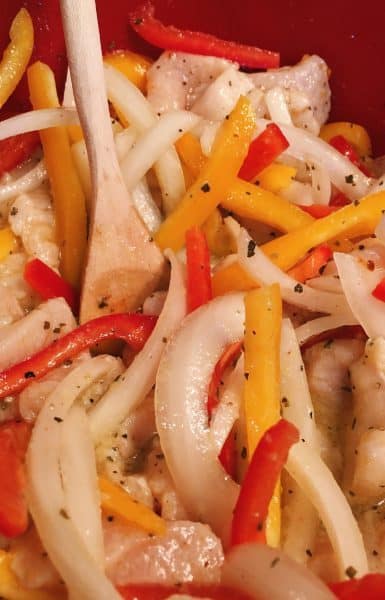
[295,314,359,346]
[0,160,47,203]
[237,228,352,315]
[334,251,385,337]
[89,250,187,441]
[27,356,122,600]
[60,404,104,568]
[142,291,167,316]
[222,543,335,600]
[131,177,162,234]
[200,121,221,157]
[280,180,316,206]
[286,443,368,579]
[155,294,244,542]
[310,160,331,205]
[104,64,185,213]
[0,108,78,141]
[306,275,342,294]
[119,110,200,192]
[265,87,292,125]
[256,118,371,201]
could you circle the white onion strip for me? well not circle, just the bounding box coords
[286,444,368,579]
[89,250,187,441]
[334,251,385,338]
[310,160,331,205]
[295,314,358,346]
[27,356,122,600]
[0,160,47,203]
[131,177,162,234]
[222,543,335,600]
[155,294,244,541]
[237,228,352,315]
[256,118,371,201]
[265,87,293,125]
[120,110,200,192]
[0,108,79,141]
[60,404,104,568]
[104,64,185,213]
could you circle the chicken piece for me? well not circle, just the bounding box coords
[345,337,385,503]
[357,506,385,573]
[147,51,233,114]
[0,297,76,370]
[0,253,37,325]
[303,338,365,479]
[249,55,331,134]
[104,519,223,587]
[0,284,23,328]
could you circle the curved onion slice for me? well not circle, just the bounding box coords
[286,443,368,579]
[237,229,352,315]
[256,118,371,201]
[265,87,292,125]
[60,404,104,568]
[104,63,185,213]
[310,160,331,206]
[0,160,47,203]
[155,294,244,541]
[334,251,385,338]
[0,108,78,141]
[306,275,342,294]
[27,356,122,600]
[222,543,335,600]
[295,314,359,346]
[131,177,162,234]
[89,250,187,441]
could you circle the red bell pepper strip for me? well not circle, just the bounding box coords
[0,129,39,178]
[231,418,299,547]
[0,313,157,400]
[372,277,385,303]
[329,135,372,177]
[186,226,213,313]
[298,204,340,219]
[239,124,289,181]
[24,258,78,314]
[301,324,367,352]
[287,244,332,283]
[118,583,253,600]
[329,573,385,600]
[0,420,31,538]
[330,192,351,208]
[129,2,279,69]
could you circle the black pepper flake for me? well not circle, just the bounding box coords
[107,515,114,522]
[244,372,249,380]
[306,549,313,557]
[43,320,50,330]
[345,566,357,579]
[367,260,375,271]
[281,397,289,407]
[10,206,18,216]
[294,283,303,293]
[257,521,263,531]
[323,339,333,348]
[121,433,128,439]
[59,508,69,519]
[351,417,357,430]
[134,17,143,25]
[373,549,379,556]
[345,174,355,185]
[54,416,63,423]
[348,490,356,497]
[270,557,280,568]
[247,240,256,257]
[53,327,61,334]
[201,182,211,193]
[98,296,109,309]
[241,446,247,459]
[24,371,35,379]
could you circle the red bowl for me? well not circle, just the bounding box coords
[2,0,385,154]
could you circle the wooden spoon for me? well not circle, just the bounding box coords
[60,0,165,323]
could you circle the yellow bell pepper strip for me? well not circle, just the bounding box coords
[99,476,166,536]
[212,261,255,297]
[222,179,314,233]
[320,122,372,157]
[202,209,237,257]
[155,96,255,252]
[0,9,34,109]
[256,163,296,193]
[0,227,18,262]
[0,550,64,600]
[243,283,282,547]
[27,61,87,290]
[261,191,385,272]
[175,132,206,178]
[104,50,152,92]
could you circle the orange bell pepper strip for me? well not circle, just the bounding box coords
[212,261,256,297]
[176,132,206,178]
[287,244,332,283]
[0,227,18,262]
[202,209,237,258]
[27,61,87,290]
[155,96,255,252]
[186,227,212,312]
[104,50,151,93]
[0,8,34,109]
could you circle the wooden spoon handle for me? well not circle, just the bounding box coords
[60,0,120,191]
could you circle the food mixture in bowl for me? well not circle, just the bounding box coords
[0,1,385,599]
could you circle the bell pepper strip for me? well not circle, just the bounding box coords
[175,132,206,179]
[330,192,351,207]
[256,163,296,193]
[261,191,385,272]
[155,96,255,252]
[218,429,237,479]
[202,209,237,258]
[212,261,256,297]
[298,204,340,219]
[320,122,372,158]
[0,9,34,109]
[329,135,372,177]
[301,325,366,352]
[231,418,299,547]
[287,244,332,283]
[0,550,64,600]
[371,277,385,303]
[104,49,151,93]
[238,124,289,181]
[24,258,78,314]
[0,130,39,178]
[130,2,280,69]
[98,477,165,536]
[118,583,253,600]
[0,421,31,538]
[329,573,385,600]
[186,226,212,312]
[0,227,18,262]
[27,61,87,290]
[243,284,282,546]
[0,313,157,400]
